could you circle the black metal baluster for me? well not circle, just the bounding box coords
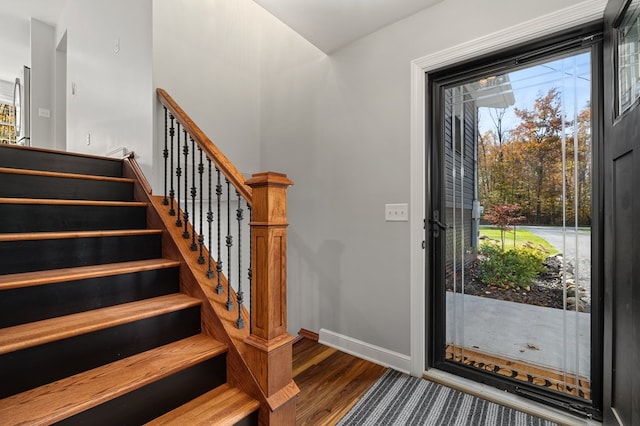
[236,191,244,329]
[190,137,197,250]
[198,147,205,263]
[226,178,233,311]
[175,123,182,226]
[163,108,169,205]
[248,204,252,333]
[206,157,214,277]
[215,167,223,294]
[182,130,190,238]
[169,114,176,216]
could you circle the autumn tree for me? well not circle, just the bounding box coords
[568,102,592,226]
[510,87,565,224]
[478,88,591,226]
[483,203,526,251]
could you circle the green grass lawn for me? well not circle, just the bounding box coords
[479,226,558,254]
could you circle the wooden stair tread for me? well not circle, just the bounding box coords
[146,384,260,426]
[0,259,180,290]
[0,197,147,207]
[0,294,200,355]
[0,166,134,183]
[0,334,227,426]
[0,143,124,163]
[0,228,162,242]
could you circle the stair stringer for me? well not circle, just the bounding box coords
[122,158,294,423]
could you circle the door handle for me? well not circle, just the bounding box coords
[429,210,448,238]
[431,218,447,229]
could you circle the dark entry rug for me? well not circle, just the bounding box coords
[337,369,557,425]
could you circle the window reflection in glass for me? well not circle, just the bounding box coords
[618,0,640,114]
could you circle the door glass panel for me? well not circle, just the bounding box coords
[443,51,592,401]
[618,0,640,115]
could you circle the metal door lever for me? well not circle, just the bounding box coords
[429,210,448,238]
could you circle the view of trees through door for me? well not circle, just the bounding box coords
[434,48,596,408]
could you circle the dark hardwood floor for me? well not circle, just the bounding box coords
[293,337,386,425]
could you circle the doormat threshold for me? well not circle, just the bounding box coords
[446,346,591,400]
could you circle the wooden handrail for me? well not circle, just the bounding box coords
[155,89,297,423]
[126,152,153,195]
[156,88,252,204]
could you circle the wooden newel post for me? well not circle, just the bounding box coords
[244,171,299,425]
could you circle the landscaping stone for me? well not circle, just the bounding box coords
[446,254,591,313]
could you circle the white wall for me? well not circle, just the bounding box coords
[55,32,67,151]
[259,0,597,366]
[0,13,29,83]
[153,0,269,179]
[56,0,153,177]
[30,18,55,148]
[152,0,600,371]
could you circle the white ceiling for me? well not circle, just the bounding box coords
[0,0,67,26]
[252,0,444,53]
[0,0,445,76]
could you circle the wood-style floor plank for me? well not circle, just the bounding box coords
[293,337,386,426]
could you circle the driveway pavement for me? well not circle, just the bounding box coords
[520,226,591,302]
[520,226,590,264]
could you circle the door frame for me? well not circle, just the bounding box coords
[427,31,603,416]
[408,0,606,407]
[602,0,640,423]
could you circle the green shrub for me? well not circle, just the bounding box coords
[478,242,546,290]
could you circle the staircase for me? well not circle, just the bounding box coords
[0,144,259,425]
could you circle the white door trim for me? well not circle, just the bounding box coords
[408,0,607,376]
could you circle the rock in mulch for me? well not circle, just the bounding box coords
[446,254,591,312]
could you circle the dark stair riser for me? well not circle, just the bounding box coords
[0,146,123,177]
[58,356,227,426]
[237,411,260,426]
[0,172,133,201]
[0,267,180,328]
[0,234,162,274]
[0,203,147,233]
[0,307,202,398]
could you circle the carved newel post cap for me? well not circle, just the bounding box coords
[245,172,294,187]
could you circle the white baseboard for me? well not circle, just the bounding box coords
[318,328,411,374]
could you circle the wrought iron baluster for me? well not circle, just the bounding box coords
[190,137,197,250]
[182,130,190,238]
[226,178,234,311]
[236,191,244,329]
[175,123,182,226]
[215,167,223,294]
[169,114,176,216]
[206,157,214,277]
[163,108,169,205]
[198,147,205,263]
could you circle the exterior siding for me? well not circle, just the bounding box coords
[444,88,477,271]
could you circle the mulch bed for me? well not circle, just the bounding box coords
[445,256,574,311]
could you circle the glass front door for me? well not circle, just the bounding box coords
[430,41,601,414]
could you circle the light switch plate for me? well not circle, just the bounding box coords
[385,203,408,221]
